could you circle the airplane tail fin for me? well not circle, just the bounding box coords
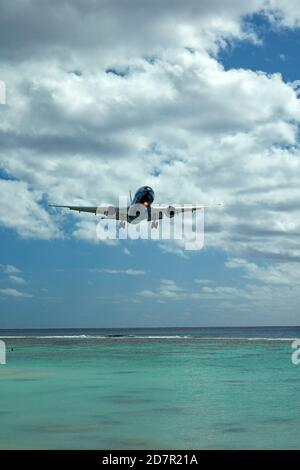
[129,190,133,204]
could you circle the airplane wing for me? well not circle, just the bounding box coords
[48,204,127,219]
[49,204,98,214]
[49,203,222,220]
[149,203,223,220]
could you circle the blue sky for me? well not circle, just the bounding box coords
[220,13,300,82]
[1,1,300,327]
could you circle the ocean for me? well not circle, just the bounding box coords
[0,326,299,449]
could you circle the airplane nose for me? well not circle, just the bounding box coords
[146,187,154,195]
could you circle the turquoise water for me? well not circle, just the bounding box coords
[0,327,300,449]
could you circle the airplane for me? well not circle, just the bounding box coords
[49,186,222,229]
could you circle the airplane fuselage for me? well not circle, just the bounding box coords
[127,186,155,224]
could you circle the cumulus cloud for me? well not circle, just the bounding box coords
[0,180,61,239]
[0,0,265,64]
[1,0,300,297]
[264,0,300,27]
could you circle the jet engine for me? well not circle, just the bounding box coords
[104,206,116,217]
[165,205,176,218]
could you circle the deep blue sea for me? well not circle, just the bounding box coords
[0,327,300,449]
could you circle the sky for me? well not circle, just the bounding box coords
[1,0,300,328]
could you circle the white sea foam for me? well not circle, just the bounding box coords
[0,335,296,341]
[0,335,105,339]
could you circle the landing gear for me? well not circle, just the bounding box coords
[151,221,158,229]
[119,221,126,229]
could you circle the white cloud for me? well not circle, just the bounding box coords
[1,0,300,320]
[140,278,186,301]
[139,289,157,298]
[92,268,145,276]
[200,285,245,297]
[2,47,300,258]
[0,0,266,66]
[195,279,213,285]
[226,257,300,286]
[125,269,145,276]
[0,288,32,298]
[2,264,21,274]
[0,180,62,239]
[158,241,188,258]
[264,1,300,27]
[8,275,26,285]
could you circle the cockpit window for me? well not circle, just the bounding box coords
[136,186,153,193]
